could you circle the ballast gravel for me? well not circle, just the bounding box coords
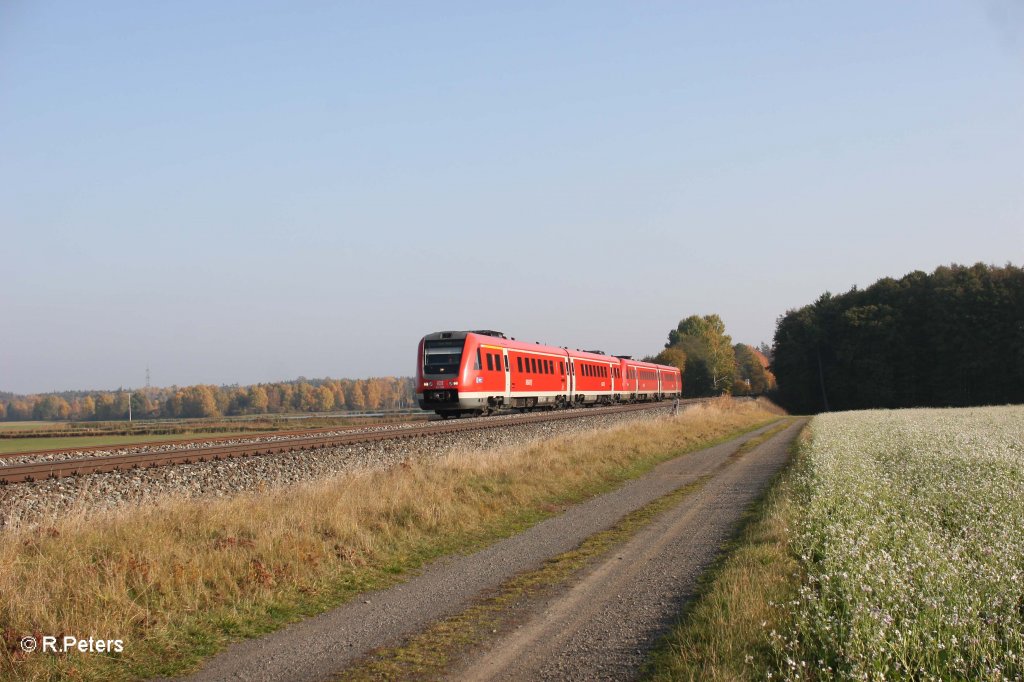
[0,406,674,530]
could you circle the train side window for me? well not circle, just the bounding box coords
[546,360,552,374]
[486,354,494,371]
[531,357,537,373]
[494,353,501,371]
[560,361,565,374]
[503,355,509,372]
[517,357,523,372]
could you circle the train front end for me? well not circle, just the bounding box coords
[416,331,471,417]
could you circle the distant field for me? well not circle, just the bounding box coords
[0,411,428,447]
[0,431,255,455]
[0,421,67,432]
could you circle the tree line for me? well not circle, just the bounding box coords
[649,314,776,397]
[1,377,417,422]
[771,263,1024,414]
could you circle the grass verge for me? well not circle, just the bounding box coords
[644,423,807,682]
[1,399,780,681]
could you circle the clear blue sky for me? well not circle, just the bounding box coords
[2,1,1022,394]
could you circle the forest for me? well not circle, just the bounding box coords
[771,263,1024,414]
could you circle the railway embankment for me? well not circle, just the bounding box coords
[0,399,781,681]
[1,404,682,530]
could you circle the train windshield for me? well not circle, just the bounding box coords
[423,340,464,376]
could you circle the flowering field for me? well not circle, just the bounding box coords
[774,406,1024,681]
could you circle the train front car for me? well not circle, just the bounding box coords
[416,331,467,418]
[416,330,509,418]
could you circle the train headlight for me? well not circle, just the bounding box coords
[452,381,459,387]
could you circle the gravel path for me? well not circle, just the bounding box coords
[452,418,806,681]
[176,418,800,682]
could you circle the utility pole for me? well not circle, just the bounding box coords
[128,391,132,422]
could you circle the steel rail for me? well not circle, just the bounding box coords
[0,401,697,485]
[0,417,431,460]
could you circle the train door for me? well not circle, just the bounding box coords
[502,349,511,402]
[568,359,575,402]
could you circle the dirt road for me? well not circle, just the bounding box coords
[451,418,805,681]
[180,418,803,682]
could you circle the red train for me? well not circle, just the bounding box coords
[416,330,682,418]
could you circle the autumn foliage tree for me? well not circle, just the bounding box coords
[2,376,417,422]
[664,314,738,396]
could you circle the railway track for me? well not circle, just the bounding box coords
[0,401,698,485]
[0,418,431,460]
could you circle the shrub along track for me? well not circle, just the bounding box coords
[0,401,701,485]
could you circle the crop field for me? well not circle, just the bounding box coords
[773,406,1024,680]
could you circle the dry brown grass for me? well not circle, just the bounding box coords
[0,400,779,681]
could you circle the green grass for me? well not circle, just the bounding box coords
[0,421,66,432]
[0,431,254,455]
